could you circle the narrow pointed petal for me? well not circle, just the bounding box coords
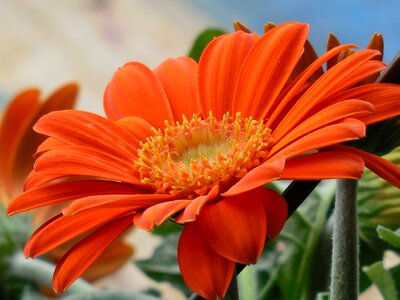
[332,145,400,188]
[222,156,285,197]
[81,239,133,281]
[23,171,66,190]
[272,99,374,151]
[326,84,400,125]
[270,118,366,159]
[133,199,190,231]
[154,57,201,121]
[233,22,309,120]
[175,185,219,223]
[198,191,267,264]
[273,49,381,140]
[326,33,341,69]
[34,110,137,160]
[104,62,174,128]
[281,151,365,180]
[25,208,134,258]
[267,44,356,128]
[38,83,78,115]
[8,180,144,215]
[0,89,41,200]
[62,193,174,216]
[178,222,235,299]
[290,39,324,83]
[53,215,133,293]
[35,137,68,158]
[34,145,140,185]
[198,31,259,118]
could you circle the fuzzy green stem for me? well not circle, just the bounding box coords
[330,179,359,300]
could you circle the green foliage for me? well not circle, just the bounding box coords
[316,292,330,300]
[377,225,400,248]
[0,205,36,299]
[363,262,398,300]
[135,234,191,296]
[360,225,400,300]
[151,219,182,236]
[188,28,226,62]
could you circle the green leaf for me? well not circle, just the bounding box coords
[363,262,399,300]
[188,28,226,62]
[256,182,335,300]
[135,234,190,296]
[377,225,400,248]
[152,220,182,236]
[316,292,330,300]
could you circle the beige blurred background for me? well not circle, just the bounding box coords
[0,0,218,114]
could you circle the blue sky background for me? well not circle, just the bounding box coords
[189,0,399,63]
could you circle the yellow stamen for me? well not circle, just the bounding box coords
[135,112,273,198]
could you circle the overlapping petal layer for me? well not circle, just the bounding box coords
[7,22,400,299]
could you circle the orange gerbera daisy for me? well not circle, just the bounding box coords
[0,83,78,203]
[8,22,400,299]
[0,84,133,286]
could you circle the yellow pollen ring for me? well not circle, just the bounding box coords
[134,112,273,198]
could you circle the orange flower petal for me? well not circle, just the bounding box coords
[175,185,219,223]
[154,57,201,121]
[0,89,41,200]
[222,156,285,197]
[81,239,133,281]
[233,22,309,120]
[25,208,134,258]
[281,151,365,180]
[270,118,366,159]
[326,84,400,125]
[272,99,374,151]
[267,43,356,128]
[104,61,174,128]
[273,49,381,140]
[62,193,175,216]
[34,145,140,185]
[8,180,143,215]
[116,116,154,143]
[35,137,68,158]
[290,39,324,83]
[52,215,133,293]
[34,110,137,160]
[133,199,190,231]
[37,83,78,116]
[198,31,259,118]
[197,191,267,264]
[255,188,288,239]
[332,145,400,188]
[24,171,66,191]
[178,222,235,299]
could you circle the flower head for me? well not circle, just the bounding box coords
[1,83,133,288]
[8,22,400,299]
[0,83,78,203]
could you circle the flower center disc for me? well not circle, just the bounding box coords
[135,112,273,198]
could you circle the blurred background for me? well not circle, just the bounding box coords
[1,0,399,299]
[1,0,399,113]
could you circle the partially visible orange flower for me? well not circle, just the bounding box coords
[0,83,133,288]
[8,22,400,299]
[0,84,78,203]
